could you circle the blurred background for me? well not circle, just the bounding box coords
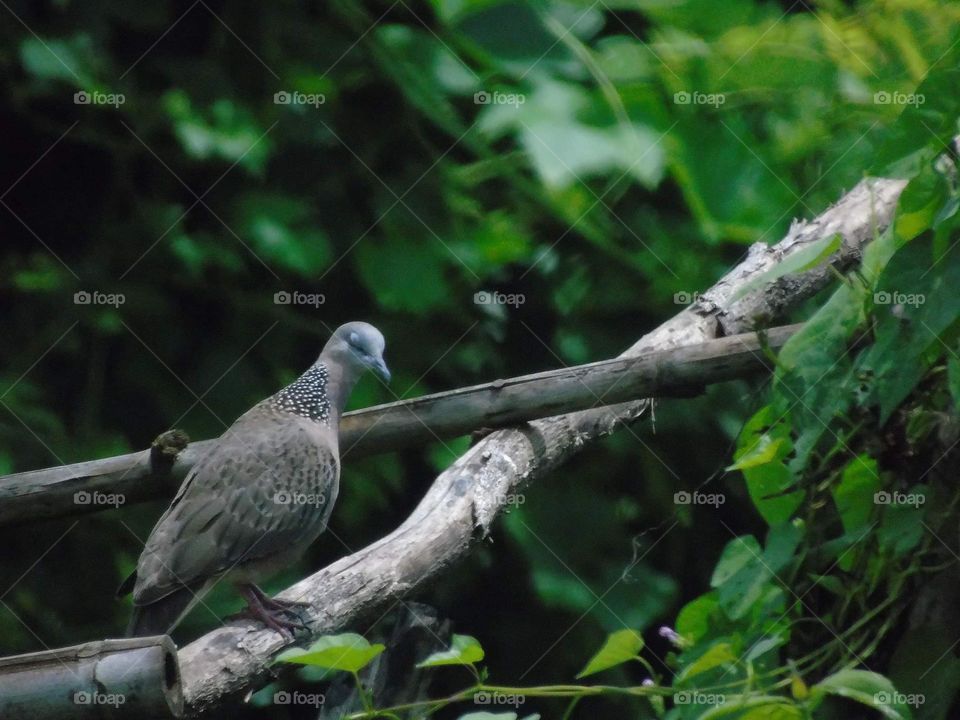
[0,0,957,717]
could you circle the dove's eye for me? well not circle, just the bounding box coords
[348,333,371,357]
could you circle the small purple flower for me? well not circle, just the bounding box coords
[658,625,684,648]
[641,678,655,687]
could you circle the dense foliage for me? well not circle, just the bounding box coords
[1,0,958,718]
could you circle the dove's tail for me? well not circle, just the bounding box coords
[125,585,202,637]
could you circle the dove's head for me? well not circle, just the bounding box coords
[323,321,391,383]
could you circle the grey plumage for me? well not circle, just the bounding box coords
[121,321,390,637]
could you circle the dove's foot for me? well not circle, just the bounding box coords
[232,584,309,638]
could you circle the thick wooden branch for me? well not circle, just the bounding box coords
[0,636,182,719]
[178,176,908,715]
[0,325,803,527]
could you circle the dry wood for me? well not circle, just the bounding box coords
[0,324,802,527]
[0,635,182,719]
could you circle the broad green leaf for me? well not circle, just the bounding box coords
[274,633,385,673]
[730,234,842,301]
[676,594,718,643]
[813,669,913,720]
[948,355,960,406]
[417,634,485,668]
[831,455,880,533]
[576,628,644,678]
[894,165,949,244]
[858,235,960,424]
[677,642,737,682]
[699,696,802,719]
[763,521,803,574]
[877,497,926,557]
[733,405,803,525]
[711,536,761,588]
[869,46,960,179]
[727,435,789,471]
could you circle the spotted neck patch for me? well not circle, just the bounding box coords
[270,363,331,423]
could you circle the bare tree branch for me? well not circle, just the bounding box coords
[0,325,804,527]
[177,176,907,715]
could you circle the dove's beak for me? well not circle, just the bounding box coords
[372,357,391,383]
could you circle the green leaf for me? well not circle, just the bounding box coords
[727,435,790,471]
[733,405,803,525]
[877,497,926,557]
[869,45,960,179]
[676,594,718,643]
[949,355,960,407]
[730,234,842,301]
[831,455,881,533]
[858,234,960,423]
[417,634,485,668]
[711,536,761,588]
[576,628,644,678]
[813,669,913,720]
[274,633,385,673]
[698,697,802,719]
[893,165,949,244]
[677,641,737,682]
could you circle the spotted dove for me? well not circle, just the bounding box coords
[119,321,390,637]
